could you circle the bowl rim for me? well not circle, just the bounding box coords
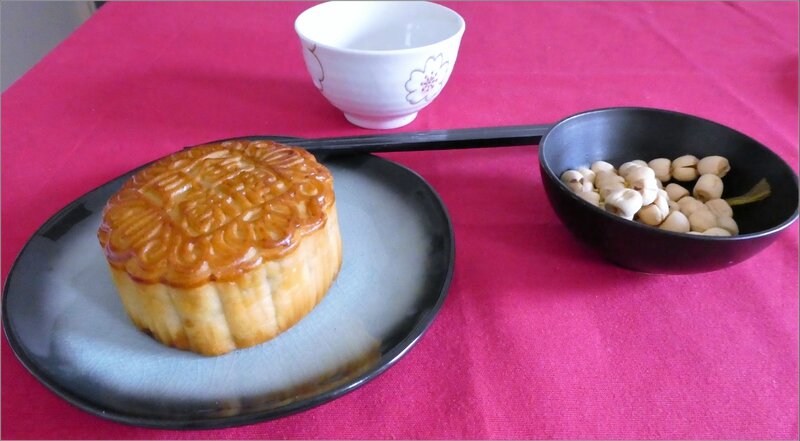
[538,106,800,241]
[294,0,466,56]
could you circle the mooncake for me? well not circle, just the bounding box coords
[97,140,342,356]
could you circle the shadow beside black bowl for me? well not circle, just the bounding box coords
[538,107,799,274]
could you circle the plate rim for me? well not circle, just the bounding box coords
[1,138,455,429]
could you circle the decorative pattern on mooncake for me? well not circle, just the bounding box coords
[98,140,335,288]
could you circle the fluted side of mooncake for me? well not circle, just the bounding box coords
[108,205,342,356]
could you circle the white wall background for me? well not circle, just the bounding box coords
[1,1,96,92]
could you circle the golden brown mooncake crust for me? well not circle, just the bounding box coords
[97,140,342,356]
[97,140,336,289]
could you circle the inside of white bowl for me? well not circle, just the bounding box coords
[295,1,464,51]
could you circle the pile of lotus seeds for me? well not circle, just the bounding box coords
[561,155,739,236]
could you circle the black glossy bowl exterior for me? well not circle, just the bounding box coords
[539,107,799,274]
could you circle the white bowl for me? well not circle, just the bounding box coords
[295,1,466,129]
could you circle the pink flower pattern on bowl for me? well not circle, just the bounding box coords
[405,54,450,105]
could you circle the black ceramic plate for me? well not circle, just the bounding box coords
[2,144,454,429]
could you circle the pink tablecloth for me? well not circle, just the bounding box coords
[2,2,798,439]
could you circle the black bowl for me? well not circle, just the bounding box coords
[538,107,799,274]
